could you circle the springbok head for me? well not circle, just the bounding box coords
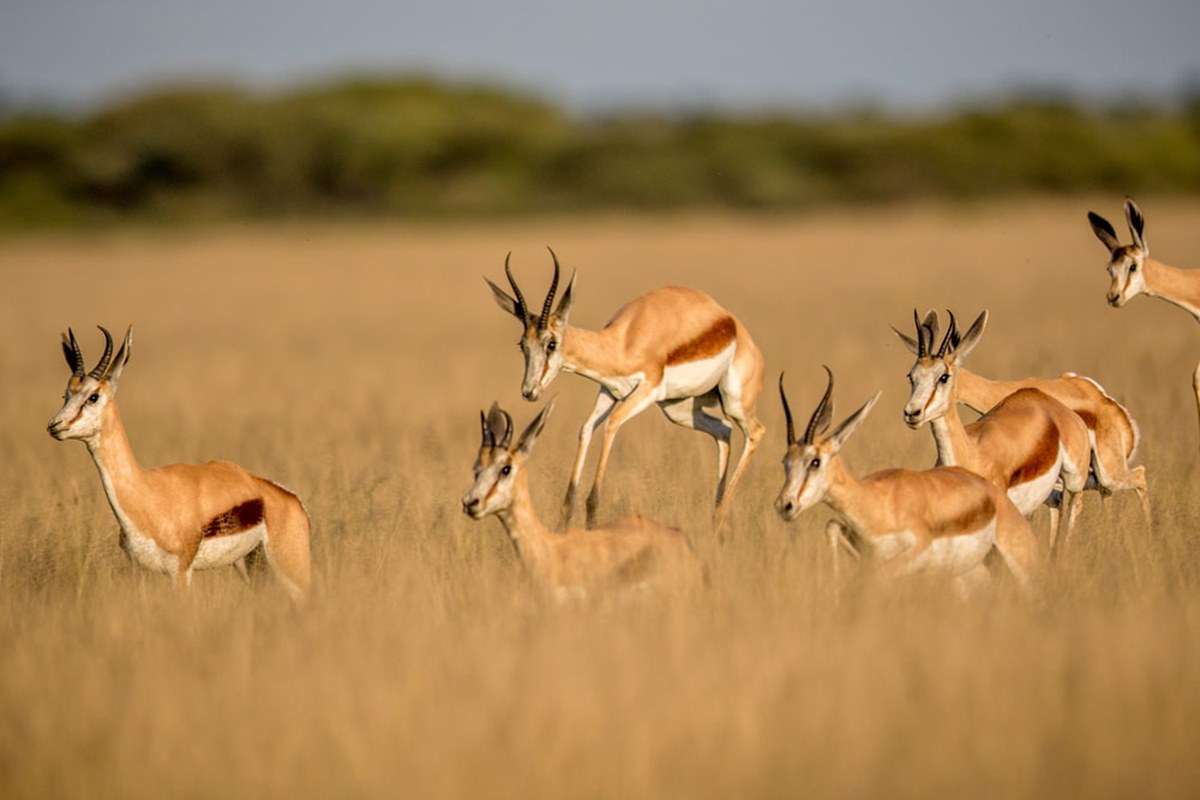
[461,399,556,520]
[485,248,576,401]
[893,309,987,428]
[47,326,133,442]
[1088,198,1148,308]
[775,367,880,521]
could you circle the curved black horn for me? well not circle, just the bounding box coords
[779,373,796,444]
[89,325,114,379]
[938,310,959,356]
[504,252,530,323]
[539,247,561,330]
[61,328,85,377]
[499,409,514,449]
[803,366,835,444]
[913,309,928,357]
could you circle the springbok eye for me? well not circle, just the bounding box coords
[809,458,820,470]
[88,393,101,404]
[1129,263,1138,272]
[546,340,557,352]
[938,374,950,384]
[500,465,512,477]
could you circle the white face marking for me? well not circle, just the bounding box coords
[462,450,520,519]
[661,342,736,398]
[776,442,834,520]
[47,377,110,442]
[904,357,954,428]
[519,320,566,401]
[1107,251,1146,307]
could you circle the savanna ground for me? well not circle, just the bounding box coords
[2,199,1199,798]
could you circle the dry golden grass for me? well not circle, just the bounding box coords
[2,199,1200,798]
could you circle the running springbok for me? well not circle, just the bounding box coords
[485,249,765,528]
[47,327,311,600]
[775,367,1039,596]
[461,400,705,600]
[897,310,1148,523]
[1089,198,1200,448]
[897,311,1091,558]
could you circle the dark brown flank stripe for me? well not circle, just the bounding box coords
[1008,425,1061,488]
[666,316,736,365]
[929,496,996,536]
[1075,410,1098,431]
[202,498,265,538]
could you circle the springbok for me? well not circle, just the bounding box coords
[47,327,311,600]
[899,310,1148,523]
[485,249,765,528]
[1089,198,1200,448]
[460,400,705,600]
[775,368,1039,597]
[897,311,1091,558]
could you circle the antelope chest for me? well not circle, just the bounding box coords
[661,343,735,398]
[118,524,178,575]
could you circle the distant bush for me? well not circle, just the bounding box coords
[2,77,1199,227]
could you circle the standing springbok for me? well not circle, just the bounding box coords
[898,310,1148,522]
[461,400,705,600]
[897,311,1091,558]
[485,249,765,528]
[47,327,311,600]
[775,368,1040,596]
[1089,198,1200,448]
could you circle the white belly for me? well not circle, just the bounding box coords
[911,523,996,576]
[193,524,266,570]
[661,344,735,398]
[868,529,918,561]
[1007,451,1063,515]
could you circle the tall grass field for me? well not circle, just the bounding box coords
[1,199,1199,798]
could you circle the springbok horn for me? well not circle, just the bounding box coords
[480,410,494,449]
[803,366,835,445]
[913,309,928,357]
[499,409,514,449]
[504,253,530,323]
[939,310,958,356]
[89,326,114,379]
[779,373,796,444]
[539,247,561,330]
[61,328,84,377]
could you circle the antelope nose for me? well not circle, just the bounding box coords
[903,409,920,423]
[462,497,480,514]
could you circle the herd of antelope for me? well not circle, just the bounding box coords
[45,198,1197,603]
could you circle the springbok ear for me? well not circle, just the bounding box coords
[107,327,133,387]
[553,271,576,325]
[516,397,556,456]
[953,310,988,362]
[1087,212,1120,253]
[1124,198,1148,254]
[830,391,881,451]
[486,402,513,449]
[921,309,940,348]
[484,278,525,321]
[891,325,920,354]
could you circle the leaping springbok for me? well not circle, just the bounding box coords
[47,327,311,600]
[897,310,1091,558]
[485,249,765,529]
[775,368,1039,597]
[1088,198,1200,449]
[902,310,1148,524]
[460,400,705,601]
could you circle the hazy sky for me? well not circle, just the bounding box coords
[2,0,1199,109]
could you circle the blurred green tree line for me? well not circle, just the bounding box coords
[2,76,1200,227]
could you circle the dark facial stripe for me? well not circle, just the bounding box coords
[202,498,265,538]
